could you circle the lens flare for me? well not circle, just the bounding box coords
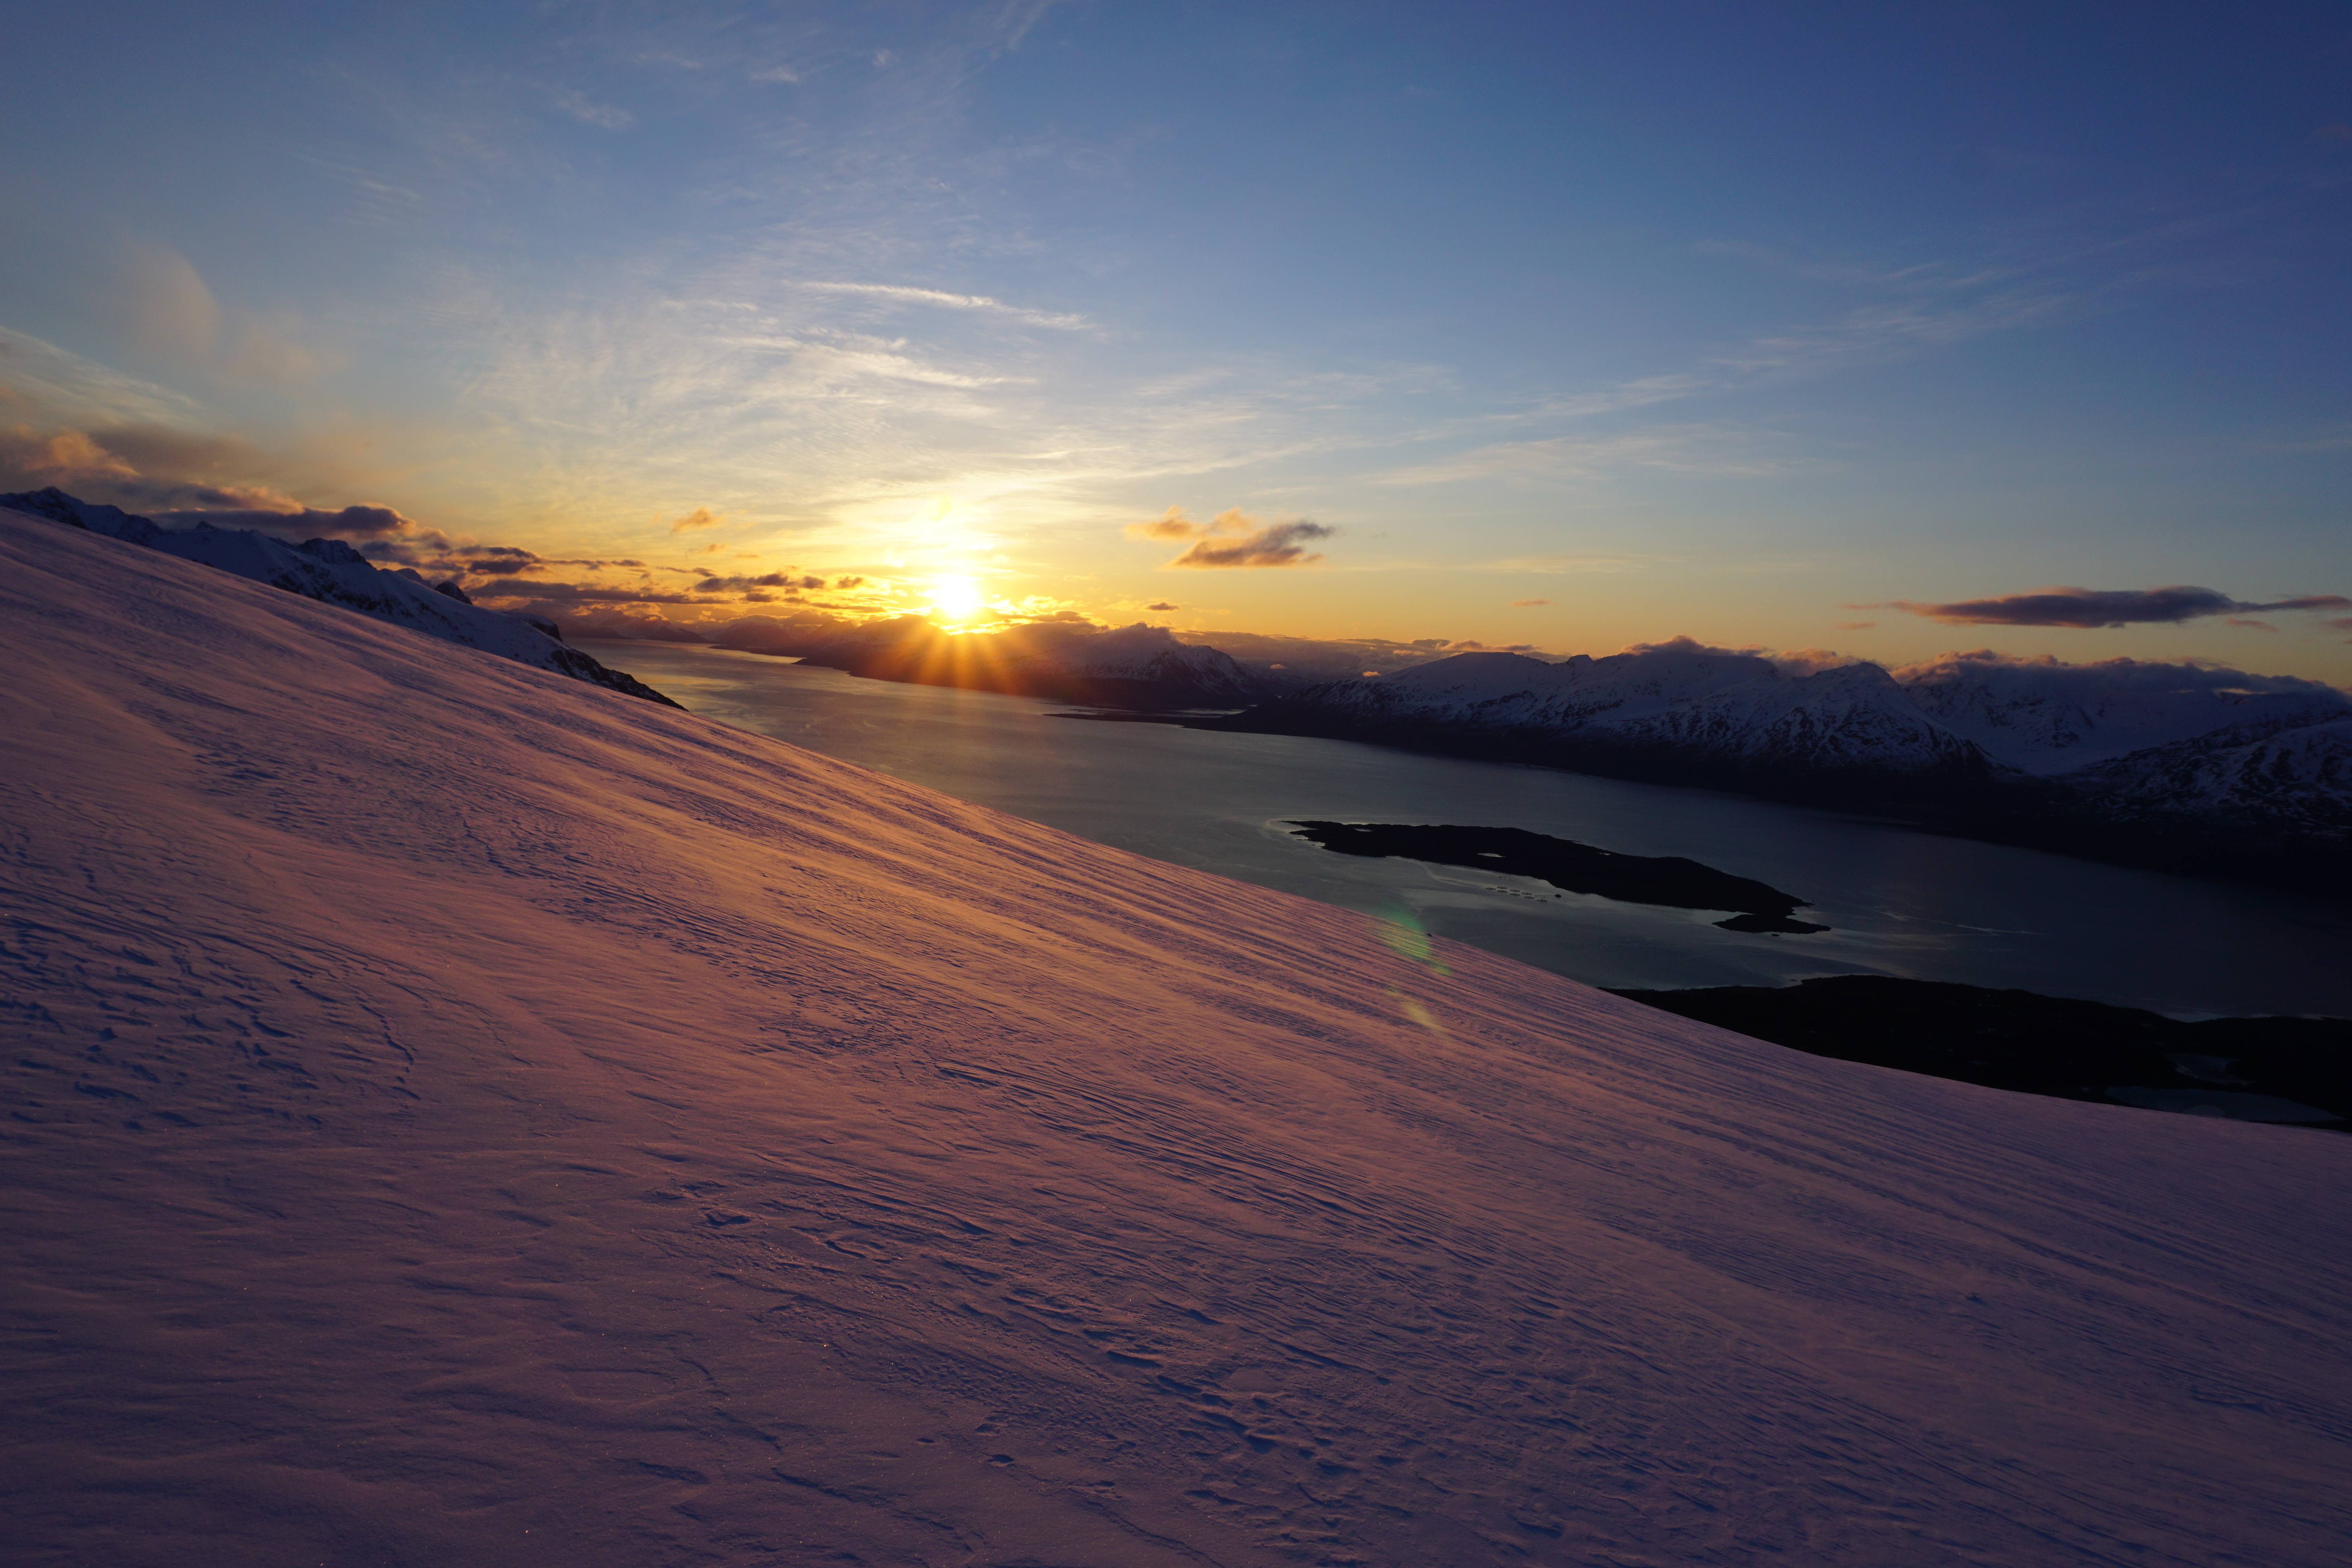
[1372,907,1448,974]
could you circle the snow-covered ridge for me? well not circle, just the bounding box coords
[1278,641,2352,776]
[2071,713,2352,837]
[1261,645,1986,776]
[1892,648,2350,772]
[0,487,678,707]
[5,497,2350,1566]
[1240,640,2352,850]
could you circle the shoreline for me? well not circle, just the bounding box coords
[1612,975,2352,1131]
[1284,819,1832,933]
[1167,708,2352,901]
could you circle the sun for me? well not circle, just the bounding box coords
[929,576,984,621]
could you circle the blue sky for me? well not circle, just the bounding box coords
[4,1,2349,676]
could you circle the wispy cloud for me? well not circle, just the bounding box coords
[1483,205,2283,448]
[1696,239,2015,293]
[2249,422,2352,454]
[0,328,207,428]
[796,280,1090,330]
[1379,425,1802,486]
[737,336,1024,388]
[1520,293,2062,430]
[550,88,635,129]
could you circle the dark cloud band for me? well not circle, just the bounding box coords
[1873,586,2351,628]
[1125,506,1336,569]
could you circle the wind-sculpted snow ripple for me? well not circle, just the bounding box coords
[4,510,2350,1566]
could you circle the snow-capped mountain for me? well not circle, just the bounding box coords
[1578,657,1987,776]
[1893,648,2351,774]
[1240,643,1987,779]
[1284,646,1772,728]
[2071,713,2352,838]
[1,487,678,707]
[1221,641,2352,870]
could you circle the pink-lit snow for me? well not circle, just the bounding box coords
[4,506,2349,1566]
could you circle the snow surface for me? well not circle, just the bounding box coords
[0,488,677,707]
[5,508,2352,1566]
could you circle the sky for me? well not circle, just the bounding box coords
[4,0,2350,680]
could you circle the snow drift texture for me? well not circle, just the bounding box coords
[4,505,2350,1567]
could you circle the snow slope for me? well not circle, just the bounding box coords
[0,488,678,707]
[5,509,2351,1566]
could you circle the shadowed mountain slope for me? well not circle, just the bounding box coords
[4,510,2350,1566]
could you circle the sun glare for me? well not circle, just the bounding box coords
[929,577,984,621]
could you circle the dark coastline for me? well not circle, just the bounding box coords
[1612,976,2352,1132]
[1285,820,1830,933]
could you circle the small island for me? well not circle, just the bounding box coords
[1285,820,1829,932]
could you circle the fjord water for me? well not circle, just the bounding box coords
[592,642,2352,1019]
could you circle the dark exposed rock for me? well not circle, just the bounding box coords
[1612,975,2352,1129]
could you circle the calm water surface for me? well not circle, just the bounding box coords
[592,641,2352,1018]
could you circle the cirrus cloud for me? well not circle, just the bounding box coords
[795,281,1091,332]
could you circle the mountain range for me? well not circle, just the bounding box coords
[640,588,2352,881]
[786,614,1266,709]
[1207,640,2352,886]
